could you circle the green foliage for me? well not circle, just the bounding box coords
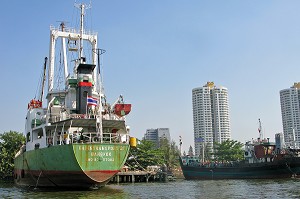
[213,139,244,162]
[126,140,164,170]
[0,131,25,179]
[188,145,194,156]
[160,138,180,169]
[126,139,180,171]
[203,143,214,161]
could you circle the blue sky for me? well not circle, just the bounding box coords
[1,1,300,153]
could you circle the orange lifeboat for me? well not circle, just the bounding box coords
[114,104,131,117]
[28,99,42,109]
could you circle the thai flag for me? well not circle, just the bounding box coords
[87,96,98,106]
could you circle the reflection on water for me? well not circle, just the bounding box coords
[0,183,129,199]
[1,179,300,199]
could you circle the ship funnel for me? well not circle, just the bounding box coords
[76,63,96,114]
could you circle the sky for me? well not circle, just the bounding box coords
[1,1,300,153]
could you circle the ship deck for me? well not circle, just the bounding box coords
[48,118,126,129]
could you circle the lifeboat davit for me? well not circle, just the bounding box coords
[114,104,131,117]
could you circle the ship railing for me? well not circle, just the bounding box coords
[48,132,129,146]
[48,113,84,122]
[50,113,126,121]
[48,112,67,123]
[50,25,97,36]
[48,112,126,122]
[69,132,130,144]
[101,114,127,121]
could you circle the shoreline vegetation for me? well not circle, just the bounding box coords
[0,131,25,180]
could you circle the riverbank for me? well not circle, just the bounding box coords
[172,166,184,179]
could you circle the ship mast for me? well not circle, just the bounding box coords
[75,3,91,63]
[258,118,263,141]
[75,3,103,138]
[48,3,97,92]
[60,22,69,81]
[79,4,84,61]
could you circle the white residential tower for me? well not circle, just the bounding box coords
[280,82,300,148]
[192,82,231,158]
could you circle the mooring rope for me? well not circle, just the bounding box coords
[34,171,43,189]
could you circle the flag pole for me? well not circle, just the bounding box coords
[86,95,88,118]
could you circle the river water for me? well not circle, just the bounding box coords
[1,179,300,199]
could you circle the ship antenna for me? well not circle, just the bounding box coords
[93,48,106,91]
[75,3,91,63]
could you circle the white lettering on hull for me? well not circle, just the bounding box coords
[77,145,126,162]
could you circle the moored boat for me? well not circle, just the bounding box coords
[180,133,300,180]
[14,3,132,189]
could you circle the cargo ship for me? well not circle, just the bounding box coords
[180,132,300,180]
[14,3,133,189]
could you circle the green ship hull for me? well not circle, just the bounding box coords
[14,143,130,188]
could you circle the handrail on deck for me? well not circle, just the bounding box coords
[47,132,129,146]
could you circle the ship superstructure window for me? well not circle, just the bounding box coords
[84,91,88,98]
[54,96,65,106]
[83,76,89,82]
[37,131,43,139]
[32,129,43,140]
[26,132,31,142]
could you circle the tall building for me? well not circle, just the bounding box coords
[144,128,171,148]
[280,83,300,148]
[192,82,231,158]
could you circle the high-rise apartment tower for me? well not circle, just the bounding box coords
[192,82,231,158]
[280,82,300,148]
[144,128,171,148]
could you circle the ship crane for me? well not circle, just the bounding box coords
[40,57,48,103]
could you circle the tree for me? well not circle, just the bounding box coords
[188,145,194,156]
[126,140,164,170]
[126,139,180,171]
[0,131,25,179]
[213,139,244,162]
[160,139,180,170]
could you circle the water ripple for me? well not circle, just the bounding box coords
[1,179,300,199]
